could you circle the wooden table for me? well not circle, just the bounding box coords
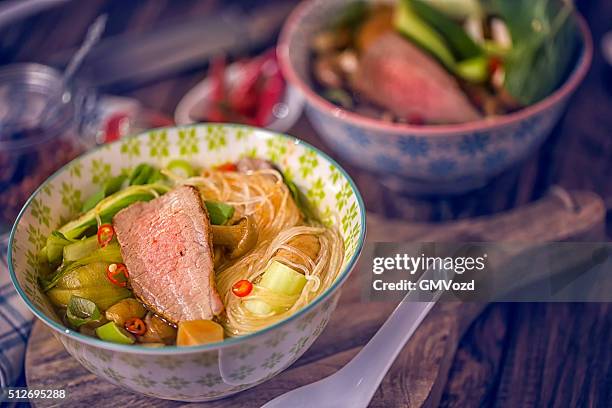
[3,1,611,406]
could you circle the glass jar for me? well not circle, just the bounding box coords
[0,63,98,234]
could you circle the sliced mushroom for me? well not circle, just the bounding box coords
[211,215,259,259]
[336,50,359,75]
[275,234,321,270]
[138,312,177,344]
[312,31,339,54]
[213,245,225,269]
[105,298,146,326]
[236,157,274,173]
[314,55,343,89]
[311,28,351,53]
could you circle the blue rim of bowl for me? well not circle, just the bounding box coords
[7,123,367,355]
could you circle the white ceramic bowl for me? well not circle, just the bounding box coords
[8,124,365,401]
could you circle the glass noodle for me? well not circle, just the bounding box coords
[177,169,344,336]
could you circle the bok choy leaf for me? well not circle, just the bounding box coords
[67,296,101,327]
[484,0,580,105]
[42,242,123,291]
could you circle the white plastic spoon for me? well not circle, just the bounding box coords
[262,270,443,408]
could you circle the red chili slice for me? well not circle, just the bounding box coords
[216,162,238,172]
[207,56,227,122]
[125,317,146,336]
[230,51,276,116]
[103,112,130,143]
[97,224,114,248]
[489,56,503,74]
[232,280,253,297]
[229,57,265,115]
[106,263,129,288]
[255,64,285,127]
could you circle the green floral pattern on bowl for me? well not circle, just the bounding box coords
[8,124,366,402]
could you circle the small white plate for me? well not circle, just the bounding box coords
[174,62,304,132]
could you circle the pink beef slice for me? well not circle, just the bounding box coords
[352,32,481,124]
[113,185,224,323]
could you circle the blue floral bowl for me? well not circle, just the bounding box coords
[278,0,593,193]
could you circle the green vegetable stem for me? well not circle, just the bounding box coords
[395,0,457,68]
[411,0,482,60]
[95,321,135,344]
[204,201,235,225]
[57,183,170,240]
[46,231,74,267]
[62,235,99,263]
[81,174,128,212]
[245,261,307,315]
[395,0,488,82]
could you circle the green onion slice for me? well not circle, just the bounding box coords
[167,159,196,178]
[95,322,135,344]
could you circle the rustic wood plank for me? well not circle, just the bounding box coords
[26,189,604,407]
[439,303,512,407]
[493,303,612,408]
[367,190,606,242]
[553,1,612,238]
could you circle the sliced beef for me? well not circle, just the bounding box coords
[113,185,224,324]
[352,32,481,124]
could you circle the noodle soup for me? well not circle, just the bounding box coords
[38,157,344,346]
[9,124,365,400]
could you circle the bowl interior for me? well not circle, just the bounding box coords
[282,0,350,96]
[280,0,591,134]
[8,124,365,350]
